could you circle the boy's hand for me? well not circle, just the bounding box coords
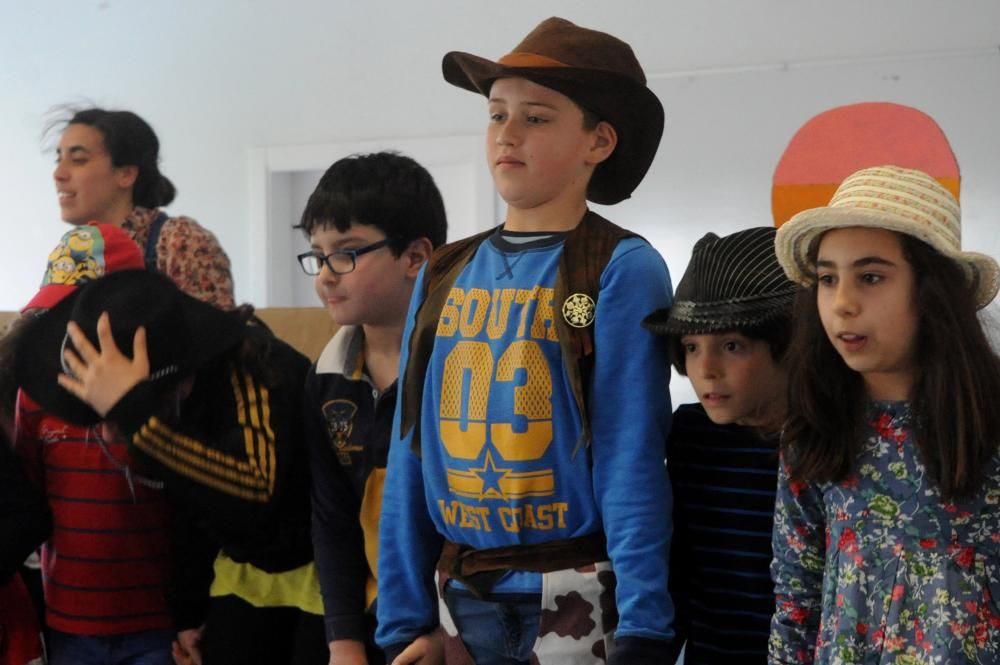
[57,313,149,417]
[329,638,368,665]
[391,632,443,665]
[172,627,203,665]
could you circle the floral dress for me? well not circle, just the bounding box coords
[120,206,235,310]
[770,401,1000,664]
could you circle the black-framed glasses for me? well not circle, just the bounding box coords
[297,239,392,276]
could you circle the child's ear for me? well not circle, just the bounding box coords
[586,121,618,166]
[403,237,434,279]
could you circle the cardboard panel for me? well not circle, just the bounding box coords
[255,307,338,362]
[0,308,337,363]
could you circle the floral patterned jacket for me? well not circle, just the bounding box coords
[120,206,235,310]
[770,401,1000,664]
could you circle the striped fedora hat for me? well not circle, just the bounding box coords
[775,165,999,309]
[644,226,796,335]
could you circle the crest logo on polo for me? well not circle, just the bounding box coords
[40,227,105,287]
[432,284,570,535]
[322,399,362,465]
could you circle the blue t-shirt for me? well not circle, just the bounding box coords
[377,228,676,649]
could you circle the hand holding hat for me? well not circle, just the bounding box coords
[58,312,151,418]
[17,269,245,427]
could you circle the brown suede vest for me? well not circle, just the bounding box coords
[399,210,636,455]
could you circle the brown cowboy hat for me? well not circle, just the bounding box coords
[443,17,664,205]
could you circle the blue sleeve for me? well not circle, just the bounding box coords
[375,267,443,654]
[589,238,676,644]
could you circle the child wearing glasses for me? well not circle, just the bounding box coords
[296,152,447,665]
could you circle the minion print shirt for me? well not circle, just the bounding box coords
[40,225,106,286]
[770,401,1000,664]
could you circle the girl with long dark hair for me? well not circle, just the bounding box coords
[770,166,1000,664]
[769,166,1000,664]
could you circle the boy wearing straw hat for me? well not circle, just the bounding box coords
[643,227,796,664]
[377,17,675,665]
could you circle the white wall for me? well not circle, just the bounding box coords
[2,0,999,406]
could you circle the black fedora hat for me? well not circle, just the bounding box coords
[643,227,797,336]
[442,16,664,205]
[16,270,245,426]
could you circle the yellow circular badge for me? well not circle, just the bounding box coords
[562,293,596,328]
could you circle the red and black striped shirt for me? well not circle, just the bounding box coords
[15,391,171,636]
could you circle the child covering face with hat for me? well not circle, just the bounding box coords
[643,226,795,664]
[12,223,175,665]
[16,264,326,664]
[377,16,675,665]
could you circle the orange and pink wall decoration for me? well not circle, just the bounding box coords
[772,102,960,227]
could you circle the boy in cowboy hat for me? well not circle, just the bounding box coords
[377,17,675,665]
[643,227,796,664]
